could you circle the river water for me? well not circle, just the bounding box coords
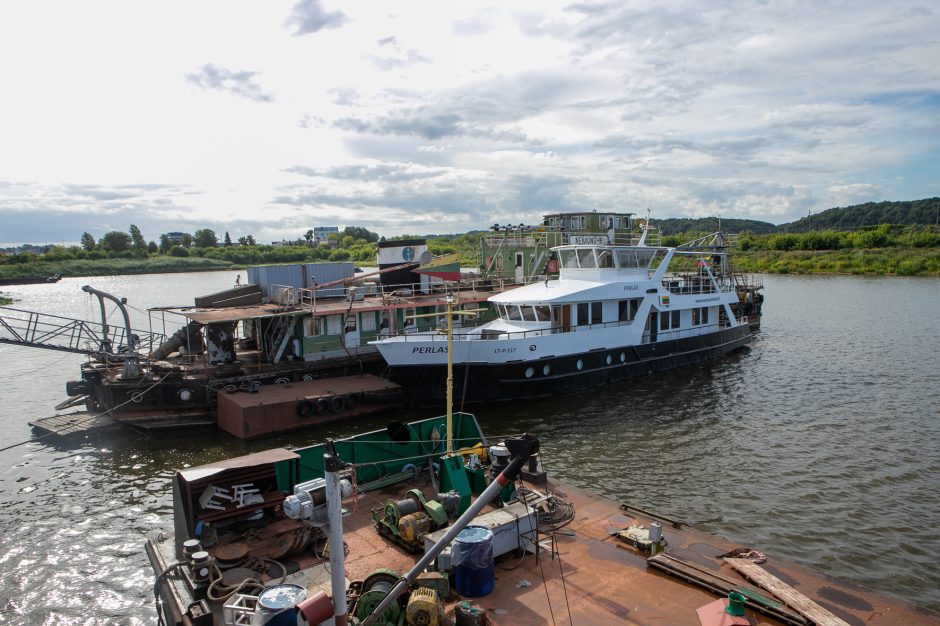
[0,272,938,623]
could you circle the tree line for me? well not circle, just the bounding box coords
[1,225,384,266]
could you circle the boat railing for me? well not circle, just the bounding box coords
[0,305,166,356]
[663,274,737,295]
[641,321,732,344]
[272,276,522,311]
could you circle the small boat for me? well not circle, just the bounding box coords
[372,227,763,404]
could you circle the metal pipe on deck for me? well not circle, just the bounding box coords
[360,434,540,626]
[324,440,349,626]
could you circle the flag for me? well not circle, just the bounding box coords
[415,253,461,281]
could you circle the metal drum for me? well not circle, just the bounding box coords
[254,583,306,625]
[453,526,495,597]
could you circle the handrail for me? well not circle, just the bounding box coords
[0,305,166,355]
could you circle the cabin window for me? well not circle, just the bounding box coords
[571,215,586,230]
[403,308,416,328]
[618,298,641,322]
[634,250,659,268]
[591,301,603,324]
[361,312,377,332]
[326,315,343,335]
[522,306,537,322]
[344,315,356,333]
[577,303,589,326]
[507,305,523,321]
[659,309,681,331]
[577,248,597,268]
[304,318,326,336]
[692,307,710,326]
[534,306,551,322]
[559,249,579,269]
[597,249,614,268]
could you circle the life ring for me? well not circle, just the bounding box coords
[315,397,330,415]
[297,399,315,418]
[330,395,346,414]
[345,392,360,409]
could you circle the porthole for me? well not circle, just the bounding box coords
[302,374,314,381]
[525,366,535,379]
[275,377,290,385]
[543,364,551,376]
[131,391,144,403]
[178,389,192,401]
[606,355,613,365]
[620,352,626,363]
[576,359,583,371]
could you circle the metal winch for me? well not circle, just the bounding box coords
[373,489,450,552]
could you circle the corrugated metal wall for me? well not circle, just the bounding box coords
[247,263,354,299]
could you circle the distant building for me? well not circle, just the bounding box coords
[313,227,339,244]
[163,232,188,245]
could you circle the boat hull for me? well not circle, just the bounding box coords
[389,324,752,404]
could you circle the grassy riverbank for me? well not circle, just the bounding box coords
[0,256,235,281]
[734,247,940,276]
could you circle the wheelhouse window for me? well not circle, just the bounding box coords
[577,248,597,268]
[559,249,579,269]
[507,305,523,321]
[534,306,551,322]
[596,249,614,268]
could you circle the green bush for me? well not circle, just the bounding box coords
[169,246,190,257]
[768,234,799,251]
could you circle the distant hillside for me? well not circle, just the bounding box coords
[654,217,777,235]
[779,198,940,233]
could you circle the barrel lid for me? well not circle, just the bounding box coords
[456,525,493,544]
[259,584,307,609]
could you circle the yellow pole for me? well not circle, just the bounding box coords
[446,294,454,455]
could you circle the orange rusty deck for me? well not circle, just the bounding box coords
[336,479,939,626]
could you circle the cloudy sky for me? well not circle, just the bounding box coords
[1,1,937,246]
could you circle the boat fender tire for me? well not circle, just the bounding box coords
[345,393,360,409]
[315,397,330,415]
[297,399,316,418]
[330,395,346,414]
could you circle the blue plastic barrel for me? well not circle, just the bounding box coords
[256,583,306,625]
[453,525,495,597]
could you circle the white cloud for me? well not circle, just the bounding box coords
[0,0,937,245]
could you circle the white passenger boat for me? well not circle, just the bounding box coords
[372,229,757,403]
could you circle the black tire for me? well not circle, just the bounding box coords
[315,397,330,415]
[297,399,315,418]
[329,395,346,414]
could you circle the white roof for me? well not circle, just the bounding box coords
[488,278,646,305]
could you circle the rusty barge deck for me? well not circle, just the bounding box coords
[147,473,939,626]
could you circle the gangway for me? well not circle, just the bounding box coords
[0,305,165,356]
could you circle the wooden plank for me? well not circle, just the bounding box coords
[30,412,117,435]
[648,554,808,626]
[725,558,850,626]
